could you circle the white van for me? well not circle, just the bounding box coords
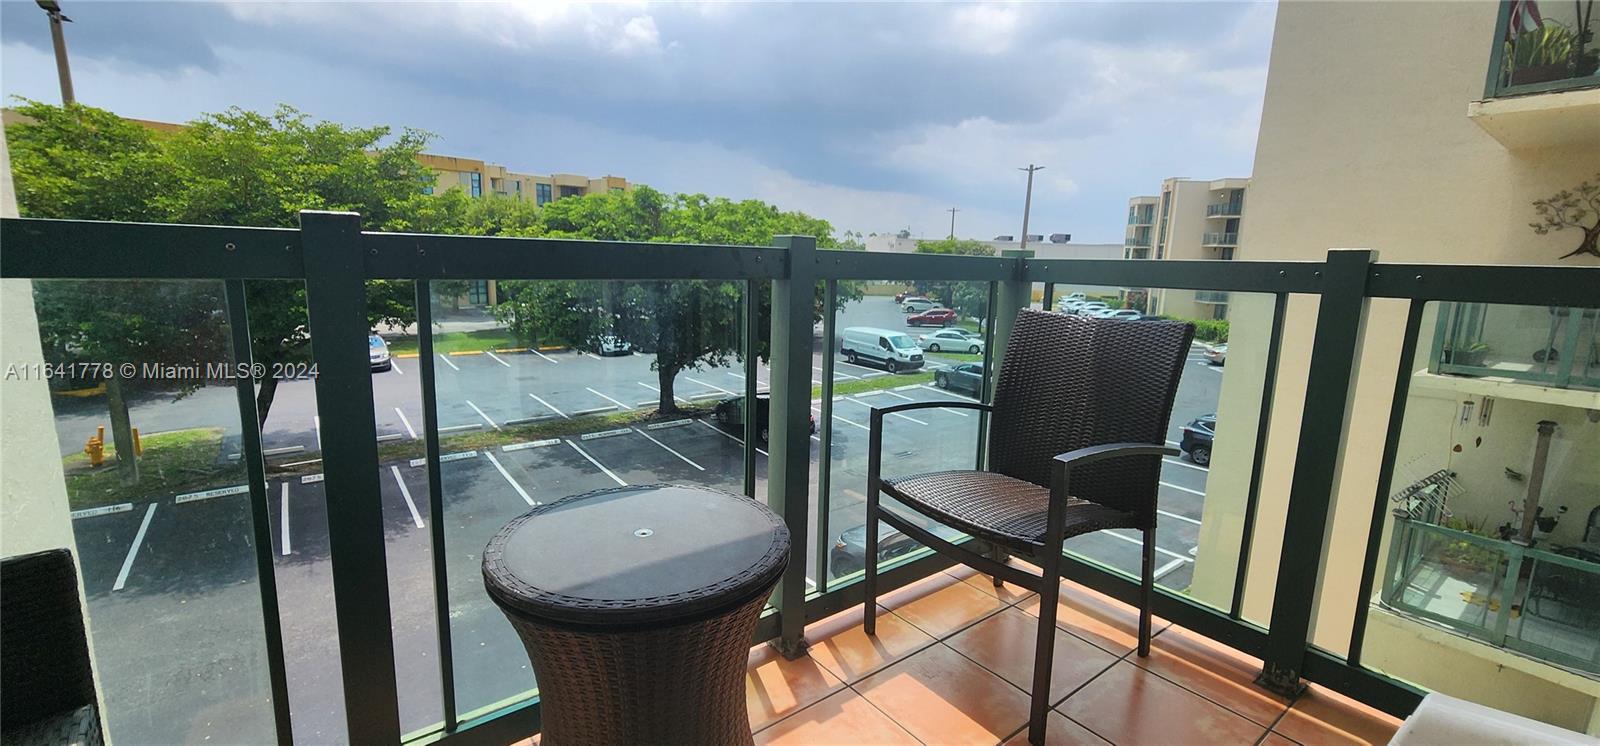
[840,327,925,372]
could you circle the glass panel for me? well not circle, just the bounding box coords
[825,279,986,582]
[1431,302,1598,390]
[1497,2,1600,94]
[35,279,278,744]
[1358,300,1600,729]
[427,278,749,715]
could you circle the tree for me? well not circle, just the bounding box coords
[6,102,431,430]
[914,239,994,318]
[1530,174,1600,259]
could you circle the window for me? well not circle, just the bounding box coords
[514,181,522,199]
[470,172,482,198]
[558,185,584,199]
[536,183,552,206]
[468,280,489,306]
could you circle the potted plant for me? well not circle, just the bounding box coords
[1505,23,1577,86]
[1443,341,1491,367]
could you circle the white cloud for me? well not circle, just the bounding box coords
[945,4,1023,55]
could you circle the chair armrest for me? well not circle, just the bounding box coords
[1047,443,1179,531]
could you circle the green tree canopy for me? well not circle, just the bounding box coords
[913,238,995,256]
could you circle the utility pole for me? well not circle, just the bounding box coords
[1018,164,1044,251]
[946,207,960,240]
[37,1,75,105]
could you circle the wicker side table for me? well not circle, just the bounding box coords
[483,484,789,746]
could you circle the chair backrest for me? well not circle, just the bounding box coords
[987,309,1194,525]
[1,548,98,729]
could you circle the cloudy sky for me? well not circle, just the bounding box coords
[1,2,1275,243]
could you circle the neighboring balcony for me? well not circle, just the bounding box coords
[1206,203,1242,218]
[1125,236,1152,248]
[1195,290,1231,305]
[1202,232,1239,247]
[1471,2,1600,151]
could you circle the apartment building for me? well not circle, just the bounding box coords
[1125,176,1248,320]
[1193,0,1599,733]
[415,152,628,205]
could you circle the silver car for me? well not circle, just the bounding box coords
[368,334,392,371]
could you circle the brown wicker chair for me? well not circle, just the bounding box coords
[864,308,1193,745]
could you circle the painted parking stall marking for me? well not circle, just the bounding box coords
[111,503,158,592]
[437,354,460,371]
[175,484,250,505]
[586,387,634,410]
[697,418,768,456]
[632,427,705,471]
[565,439,627,486]
[484,350,511,368]
[528,393,569,419]
[466,399,500,430]
[484,452,536,506]
[72,503,133,520]
[395,408,418,440]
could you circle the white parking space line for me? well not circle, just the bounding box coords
[1158,509,1202,526]
[697,419,769,456]
[920,384,979,403]
[485,350,512,368]
[815,365,860,380]
[390,466,426,527]
[841,397,928,426]
[391,360,404,375]
[638,381,689,404]
[484,452,536,505]
[586,387,635,410]
[814,405,871,432]
[881,389,971,417]
[1199,364,1223,374]
[566,440,628,486]
[528,393,569,419]
[466,400,500,430]
[1160,481,1206,497]
[396,408,419,440]
[1155,557,1188,581]
[1165,440,1181,447]
[632,428,705,471]
[438,354,460,371]
[1164,457,1209,474]
[685,376,737,396]
[280,483,291,556]
[531,350,560,364]
[112,503,158,592]
[1100,529,1193,562]
[728,371,771,385]
[314,415,322,450]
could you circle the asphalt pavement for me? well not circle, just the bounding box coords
[53,294,1225,744]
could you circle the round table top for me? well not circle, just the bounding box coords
[482,484,790,628]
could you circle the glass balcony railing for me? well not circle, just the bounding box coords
[1201,232,1238,247]
[1382,517,1600,675]
[2,214,1597,743]
[1206,203,1242,218]
[1486,1,1600,98]
[1429,301,1599,390]
[1195,290,1231,304]
[1125,236,1152,248]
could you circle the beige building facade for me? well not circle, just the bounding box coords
[415,152,628,205]
[1190,0,1600,733]
[1125,177,1247,320]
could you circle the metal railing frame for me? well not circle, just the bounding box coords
[5,214,1599,743]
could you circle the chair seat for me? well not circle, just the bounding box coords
[881,470,1141,552]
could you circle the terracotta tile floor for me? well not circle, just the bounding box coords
[747,568,1402,745]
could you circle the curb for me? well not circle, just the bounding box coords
[447,350,485,357]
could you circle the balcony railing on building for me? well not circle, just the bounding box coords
[1206,203,1242,218]
[1195,290,1231,304]
[1485,0,1600,99]
[1428,302,1599,390]
[1125,236,1152,248]
[1202,231,1238,247]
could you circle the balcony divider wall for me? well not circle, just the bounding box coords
[4,214,1597,745]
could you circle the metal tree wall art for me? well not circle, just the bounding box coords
[1531,173,1600,259]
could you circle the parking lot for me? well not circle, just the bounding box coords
[54,294,1224,743]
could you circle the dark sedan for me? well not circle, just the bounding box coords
[1180,414,1215,466]
[933,363,984,397]
[713,393,815,443]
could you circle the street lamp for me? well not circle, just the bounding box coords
[36,0,75,105]
[1017,165,1044,252]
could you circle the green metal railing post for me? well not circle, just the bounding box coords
[769,235,817,658]
[989,250,1034,405]
[223,280,294,746]
[1257,249,1374,697]
[299,211,402,741]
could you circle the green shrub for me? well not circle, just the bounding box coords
[1192,319,1229,343]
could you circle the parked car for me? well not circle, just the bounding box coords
[1056,298,1088,313]
[840,327,925,372]
[829,520,968,577]
[1072,302,1109,316]
[1205,343,1227,366]
[893,290,911,303]
[906,308,958,327]
[595,334,632,356]
[918,328,983,354]
[901,297,938,313]
[1180,414,1215,466]
[368,334,392,371]
[714,393,815,443]
[1053,293,1087,312]
[1092,309,1144,321]
[934,362,985,396]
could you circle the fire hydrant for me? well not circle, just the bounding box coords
[84,426,106,467]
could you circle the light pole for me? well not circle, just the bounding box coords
[1017,164,1044,251]
[946,207,960,240]
[36,0,75,105]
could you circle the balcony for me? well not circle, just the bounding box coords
[1202,232,1239,247]
[1195,290,1231,305]
[1206,203,1242,218]
[1124,236,1151,248]
[1472,2,1600,151]
[2,215,1597,744]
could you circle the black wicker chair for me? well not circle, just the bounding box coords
[1,548,104,746]
[864,308,1193,745]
